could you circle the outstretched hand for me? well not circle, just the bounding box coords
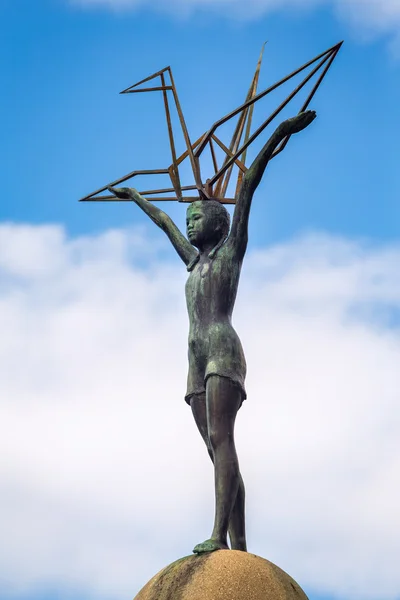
[282,110,317,135]
[107,186,136,199]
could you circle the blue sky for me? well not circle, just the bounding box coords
[1,1,400,600]
[3,0,400,246]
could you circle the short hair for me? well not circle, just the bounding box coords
[187,200,230,240]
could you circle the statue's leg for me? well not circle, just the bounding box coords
[193,375,244,554]
[191,394,247,551]
[190,393,213,461]
[228,472,247,551]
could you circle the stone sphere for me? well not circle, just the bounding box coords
[134,550,309,600]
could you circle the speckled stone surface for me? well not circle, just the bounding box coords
[134,550,309,600]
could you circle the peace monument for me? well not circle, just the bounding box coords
[81,40,342,599]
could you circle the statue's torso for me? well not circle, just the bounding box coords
[185,245,241,331]
[184,245,246,401]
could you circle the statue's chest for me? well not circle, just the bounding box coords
[185,260,216,304]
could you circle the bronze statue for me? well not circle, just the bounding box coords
[107,110,317,554]
[81,41,342,557]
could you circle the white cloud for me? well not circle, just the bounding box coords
[1,223,400,600]
[70,0,400,41]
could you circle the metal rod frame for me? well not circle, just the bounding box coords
[80,41,342,204]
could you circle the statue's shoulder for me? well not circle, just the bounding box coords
[216,239,239,264]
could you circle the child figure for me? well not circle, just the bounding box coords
[108,110,316,554]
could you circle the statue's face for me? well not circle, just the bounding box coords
[186,202,218,249]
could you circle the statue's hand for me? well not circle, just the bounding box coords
[281,110,317,135]
[107,186,136,200]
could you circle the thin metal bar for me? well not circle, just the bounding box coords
[271,47,341,159]
[167,165,179,196]
[161,72,182,199]
[195,42,342,157]
[217,62,261,198]
[211,135,247,173]
[120,67,170,94]
[167,67,208,197]
[298,47,340,112]
[80,169,170,201]
[140,185,197,196]
[214,107,247,198]
[209,138,219,174]
[208,51,332,188]
[178,196,236,204]
[80,196,133,201]
[216,70,258,195]
[80,195,181,202]
[218,108,248,198]
[236,43,266,197]
[241,42,266,168]
[123,86,173,93]
[80,195,237,204]
[215,49,265,198]
[174,134,204,167]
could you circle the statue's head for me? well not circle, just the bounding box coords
[186,200,230,252]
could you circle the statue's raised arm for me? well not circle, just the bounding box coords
[108,186,198,267]
[226,110,317,260]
